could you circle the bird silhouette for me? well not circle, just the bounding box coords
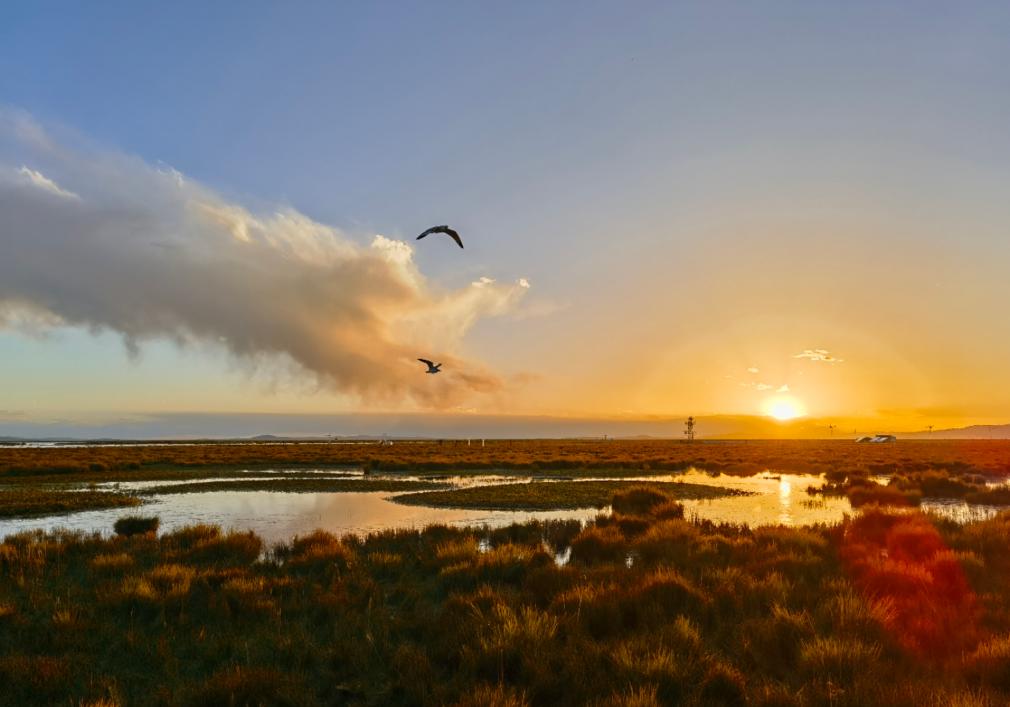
[417,358,442,374]
[416,225,463,249]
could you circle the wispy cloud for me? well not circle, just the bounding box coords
[793,349,843,363]
[739,382,774,391]
[0,112,529,408]
[747,367,759,374]
[777,384,790,392]
[18,165,80,200]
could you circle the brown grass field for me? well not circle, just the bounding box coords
[3,443,1010,703]
[2,440,1010,518]
[2,439,1009,478]
[3,487,1010,705]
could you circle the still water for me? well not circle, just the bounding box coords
[0,490,600,545]
[0,468,1004,543]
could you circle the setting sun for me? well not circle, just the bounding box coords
[765,396,806,420]
[6,5,1010,704]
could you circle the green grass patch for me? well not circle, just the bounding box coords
[393,480,750,511]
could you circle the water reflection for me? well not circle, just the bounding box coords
[0,490,601,546]
[550,544,572,566]
[921,499,1006,523]
[778,477,792,525]
[3,467,1008,543]
[671,471,853,527]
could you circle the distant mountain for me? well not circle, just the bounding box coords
[902,424,1010,440]
[3,412,1010,441]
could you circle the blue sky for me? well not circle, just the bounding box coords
[4,3,1010,435]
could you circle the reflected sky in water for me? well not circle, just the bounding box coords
[0,490,599,546]
[673,471,853,527]
[2,467,1006,543]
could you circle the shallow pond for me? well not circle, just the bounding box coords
[1,467,1005,543]
[0,490,600,545]
[667,471,854,526]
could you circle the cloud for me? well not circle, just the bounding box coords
[737,378,790,393]
[0,112,529,408]
[17,165,80,200]
[739,382,774,391]
[747,367,759,374]
[793,349,844,363]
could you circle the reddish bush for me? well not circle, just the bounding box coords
[839,510,979,660]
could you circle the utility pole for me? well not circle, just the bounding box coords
[684,417,695,442]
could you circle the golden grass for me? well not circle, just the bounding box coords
[3,447,1010,704]
[3,439,1010,480]
[394,480,747,511]
[0,488,141,517]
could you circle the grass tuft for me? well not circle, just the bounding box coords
[113,515,159,537]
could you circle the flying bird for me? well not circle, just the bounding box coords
[417,358,442,374]
[416,225,463,249]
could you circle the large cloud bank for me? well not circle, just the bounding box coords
[0,112,529,407]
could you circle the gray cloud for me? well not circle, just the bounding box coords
[0,112,529,408]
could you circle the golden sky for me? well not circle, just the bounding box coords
[4,5,1010,436]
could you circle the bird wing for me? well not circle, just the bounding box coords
[415,226,445,240]
[415,226,463,248]
[417,358,435,367]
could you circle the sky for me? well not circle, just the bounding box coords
[3,2,1010,437]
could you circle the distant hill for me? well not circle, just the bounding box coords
[902,424,1010,439]
[4,412,1010,441]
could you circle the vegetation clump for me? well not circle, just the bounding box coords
[4,438,1010,481]
[0,489,140,518]
[811,462,1010,508]
[139,477,450,495]
[394,480,746,511]
[113,515,159,537]
[3,462,1010,704]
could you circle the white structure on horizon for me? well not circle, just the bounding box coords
[856,434,897,443]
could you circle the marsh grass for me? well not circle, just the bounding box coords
[0,477,448,522]
[394,480,748,511]
[139,477,450,495]
[2,485,1010,704]
[6,440,1010,521]
[113,516,159,537]
[5,438,1010,481]
[812,465,1010,508]
[0,488,141,518]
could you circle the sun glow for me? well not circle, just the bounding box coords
[765,396,806,420]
